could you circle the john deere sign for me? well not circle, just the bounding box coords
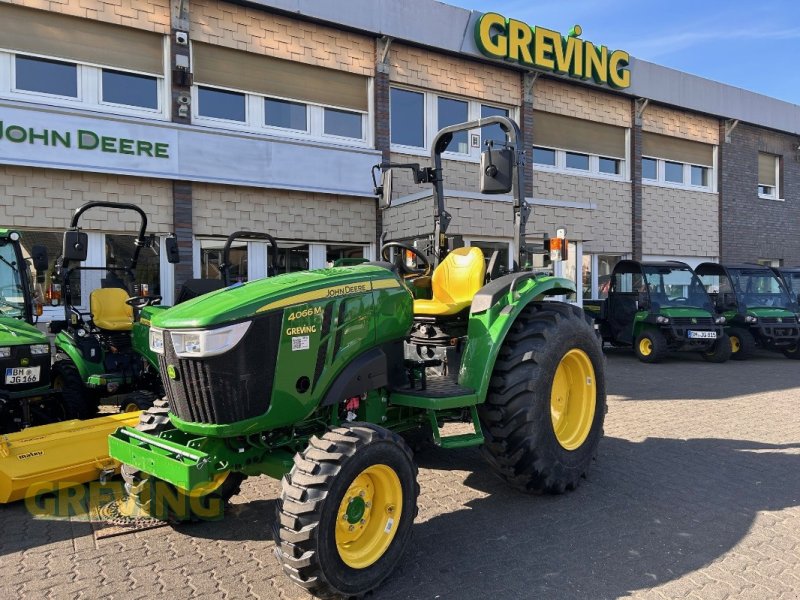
[475,13,631,89]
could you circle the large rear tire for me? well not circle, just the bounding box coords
[274,424,418,599]
[120,399,243,521]
[51,358,99,419]
[479,302,606,494]
[728,327,756,360]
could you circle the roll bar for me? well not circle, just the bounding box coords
[220,231,279,286]
[69,202,149,271]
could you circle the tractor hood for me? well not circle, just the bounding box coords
[659,306,714,318]
[0,317,47,346]
[153,265,401,329]
[747,307,796,319]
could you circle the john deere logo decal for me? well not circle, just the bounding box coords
[20,358,29,367]
[167,365,178,380]
[691,318,697,324]
[777,318,783,323]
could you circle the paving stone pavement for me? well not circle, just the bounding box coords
[2,349,799,599]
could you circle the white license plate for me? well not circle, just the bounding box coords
[5,366,40,384]
[688,330,717,339]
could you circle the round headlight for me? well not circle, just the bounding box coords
[9,231,19,241]
[715,316,726,324]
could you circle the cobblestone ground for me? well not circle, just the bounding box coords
[2,349,799,599]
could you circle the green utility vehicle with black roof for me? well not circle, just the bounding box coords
[109,117,606,599]
[696,263,800,360]
[585,260,730,363]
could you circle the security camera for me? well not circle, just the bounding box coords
[175,31,188,46]
[176,94,191,105]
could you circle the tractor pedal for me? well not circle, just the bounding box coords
[427,406,485,449]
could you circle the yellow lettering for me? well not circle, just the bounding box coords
[585,42,608,85]
[553,33,575,75]
[608,50,631,88]
[569,37,584,78]
[507,19,533,65]
[533,26,558,71]
[24,481,56,516]
[476,13,508,57]
[59,485,86,517]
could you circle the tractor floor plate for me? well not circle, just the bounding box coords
[392,376,474,398]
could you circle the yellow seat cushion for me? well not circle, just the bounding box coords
[413,247,485,316]
[90,287,133,331]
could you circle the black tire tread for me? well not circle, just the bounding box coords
[51,358,98,419]
[729,327,757,361]
[702,332,732,363]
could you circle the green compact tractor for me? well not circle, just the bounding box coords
[109,117,606,598]
[0,230,54,433]
[696,263,800,360]
[49,202,180,417]
[586,260,730,363]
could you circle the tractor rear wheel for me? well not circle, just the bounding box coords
[634,330,668,363]
[728,327,756,360]
[701,333,732,363]
[51,358,99,419]
[274,423,418,599]
[479,302,606,494]
[120,399,243,521]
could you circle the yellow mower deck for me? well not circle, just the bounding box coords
[0,412,141,504]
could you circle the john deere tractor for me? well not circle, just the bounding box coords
[696,262,800,359]
[0,229,54,433]
[49,202,180,417]
[109,117,606,598]
[586,260,730,363]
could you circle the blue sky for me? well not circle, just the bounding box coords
[450,0,800,105]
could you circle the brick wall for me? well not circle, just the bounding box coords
[189,0,374,76]
[720,123,800,263]
[1,0,170,33]
[642,186,718,257]
[533,77,631,128]
[0,165,172,232]
[389,43,520,104]
[642,104,719,144]
[191,184,375,243]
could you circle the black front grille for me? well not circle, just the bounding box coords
[760,317,796,324]
[160,313,283,425]
[1,345,51,393]
[671,317,714,326]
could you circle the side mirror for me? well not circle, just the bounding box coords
[31,245,48,282]
[62,230,88,262]
[480,146,514,194]
[165,235,180,264]
[378,168,393,210]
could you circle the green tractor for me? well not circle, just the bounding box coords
[109,117,606,598]
[585,260,730,363]
[0,229,54,433]
[696,262,800,360]
[49,202,180,417]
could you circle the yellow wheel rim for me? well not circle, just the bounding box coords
[730,336,741,353]
[550,349,597,451]
[639,337,652,356]
[335,464,402,569]
[122,402,140,413]
[184,472,229,498]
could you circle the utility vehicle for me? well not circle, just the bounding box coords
[50,202,180,417]
[109,117,606,598]
[696,263,800,360]
[586,260,729,363]
[772,266,800,306]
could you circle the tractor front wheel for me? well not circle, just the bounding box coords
[120,390,157,413]
[479,302,606,494]
[702,333,732,363]
[634,330,668,363]
[274,423,418,599]
[51,358,98,419]
[728,327,756,360]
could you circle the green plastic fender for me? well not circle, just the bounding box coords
[459,273,576,401]
[53,330,104,381]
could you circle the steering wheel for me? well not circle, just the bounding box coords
[125,295,162,309]
[380,242,432,277]
[670,297,688,304]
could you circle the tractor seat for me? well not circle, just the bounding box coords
[90,288,133,331]
[413,247,486,317]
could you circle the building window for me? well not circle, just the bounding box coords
[197,86,246,122]
[642,133,715,192]
[265,98,307,131]
[566,152,590,171]
[533,147,557,166]
[480,104,509,147]
[274,243,310,275]
[599,157,621,175]
[534,146,625,180]
[15,55,78,98]
[642,157,657,180]
[642,157,714,191]
[437,97,469,153]
[664,161,684,184]
[102,70,158,109]
[390,88,425,148]
[758,153,780,199]
[691,165,709,187]
[106,234,161,296]
[324,108,362,139]
[326,245,365,267]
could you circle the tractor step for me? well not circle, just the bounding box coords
[427,405,484,449]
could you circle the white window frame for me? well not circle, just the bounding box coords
[389,84,516,162]
[192,82,373,149]
[758,154,781,200]
[0,45,170,120]
[533,145,628,183]
[642,153,716,193]
[463,237,514,272]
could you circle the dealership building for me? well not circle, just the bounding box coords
[0,0,798,314]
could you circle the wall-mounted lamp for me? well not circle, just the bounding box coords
[176,93,191,118]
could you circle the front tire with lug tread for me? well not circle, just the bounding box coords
[479,302,606,494]
[702,333,732,363]
[274,423,418,599]
[51,357,99,419]
[634,329,668,363]
[728,327,756,360]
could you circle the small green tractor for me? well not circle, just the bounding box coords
[585,260,730,363]
[109,117,606,598]
[696,262,800,360]
[0,229,55,433]
[49,202,180,417]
